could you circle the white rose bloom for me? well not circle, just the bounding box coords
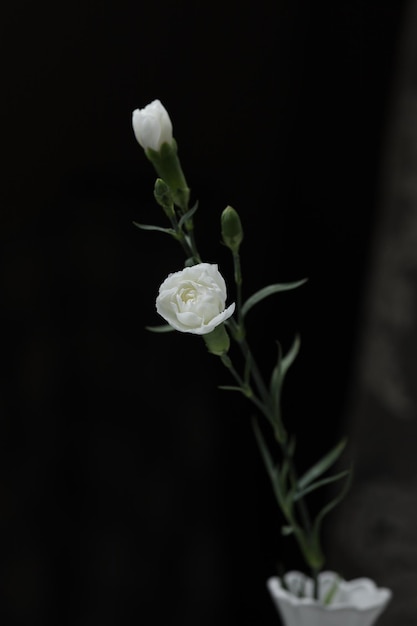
[132,99,173,151]
[156,263,235,335]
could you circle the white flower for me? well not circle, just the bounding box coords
[156,263,235,335]
[132,99,173,151]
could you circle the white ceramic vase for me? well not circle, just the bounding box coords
[267,570,392,626]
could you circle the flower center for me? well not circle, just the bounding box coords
[180,287,197,303]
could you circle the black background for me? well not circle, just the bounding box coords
[0,1,408,624]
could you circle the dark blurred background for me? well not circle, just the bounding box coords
[0,1,411,624]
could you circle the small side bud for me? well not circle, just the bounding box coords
[154,178,175,217]
[221,206,243,253]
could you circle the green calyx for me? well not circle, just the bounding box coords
[146,141,190,212]
[203,324,230,356]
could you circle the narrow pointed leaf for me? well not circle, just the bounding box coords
[312,468,353,544]
[133,222,176,235]
[269,342,283,427]
[270,342,283,396]
[297,438,347,490]
[218,385,245,394]
[281,334,301,376]
[241,279,307,319]
[323,577,340,606]
[252,419,286,511]
[145,324,175,333]
[178,201,199,229]
[269,336,300,420]
[293,470,350,501]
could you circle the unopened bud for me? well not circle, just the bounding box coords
[132,100,173,151]
[221,206,243,253]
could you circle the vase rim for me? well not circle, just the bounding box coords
[267,570,392,612]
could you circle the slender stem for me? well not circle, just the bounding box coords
[283,443,312,535]
[227,313,317,566]
[167,213,195,259]
[220,354,272,423]
[224,280,320,578]
[229,251,269,404]
[163,192,322,582]
[239,336,271,407]
[186,225,201,263]
[232,251,243,328]
[177,193,200,262]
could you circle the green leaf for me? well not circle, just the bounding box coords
[293,470,351,501]
[270,342,283,416]
[312,468,353,549]
[241,279,307,319]
[218,385,246,394]
[145,324,175,333]
[297,438,347,490]
[281,525,294,536]
[269,336,301,434]
[270,336,300,398]
[323,577,340,606]
[252,418,289,514]
[281,334,301,376]
[178,201,199,229]
[133,221,176,235]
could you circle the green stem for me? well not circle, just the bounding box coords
[223,275,321,579]
[232,251,243,328]
[283,444,312,536]
[161,187,323,580]
[239,336,271,408]
[220,354,272,423]
[185,222,201,263]
[283,446,322,576]
[168,211,201,263]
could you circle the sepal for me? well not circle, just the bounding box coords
[203,323,230,356]
[145,140,190,211]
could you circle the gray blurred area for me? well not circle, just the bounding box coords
[328,1,417,623]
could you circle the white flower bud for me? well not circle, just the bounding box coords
[156,263,235,335]
[132,99,173,151]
